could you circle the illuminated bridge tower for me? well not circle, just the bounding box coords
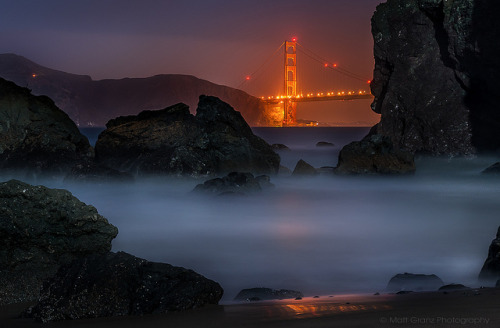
[284,39,297,126]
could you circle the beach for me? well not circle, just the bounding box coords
[2,289,498,328]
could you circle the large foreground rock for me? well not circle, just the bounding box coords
[234,288,303,301]
[386,273,444,292]
[95,96,279,176]
[25,251,224,322]
[479,226,500,284]
[0,180,118,305]
[335,134,415,174]
[0,78,93,174]
[370,0,500,155]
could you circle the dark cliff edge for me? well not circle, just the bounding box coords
[369,0,500,155]
[0,54,267,127]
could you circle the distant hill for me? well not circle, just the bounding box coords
[0,53,267,127]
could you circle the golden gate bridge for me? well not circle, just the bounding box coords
[238,38,373,126]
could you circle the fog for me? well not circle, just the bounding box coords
[5,128,500,302]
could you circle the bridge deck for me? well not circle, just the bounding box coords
[262,93,373,104]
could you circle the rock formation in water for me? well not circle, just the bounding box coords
[0,180,118,305]
[0,54,268,126]
[386,273,444,292]
[193,172,273,196]
[234,288,303,301]
[25,251,224,322]
[95,96,280,176]
[478,226,500,284]
[481,162,500,175]
[370,0,500,155]
[335,134,415,174]
[292,159,317,176]
[0,77,93,174]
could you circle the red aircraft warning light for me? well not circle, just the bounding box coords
[246,76,251,80]
[291,37,297,42]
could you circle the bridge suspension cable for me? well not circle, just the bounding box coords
[237,42,285,89]
[296,42,370,83]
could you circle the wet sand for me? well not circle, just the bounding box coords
[1,289,499,328]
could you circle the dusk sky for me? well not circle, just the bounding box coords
[1,0,383,124]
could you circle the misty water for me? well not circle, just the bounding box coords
[11,127,500,302]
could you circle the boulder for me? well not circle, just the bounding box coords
[95,96,280,176]
[234,288,303,301]
[25,251,224,322]
[272,143,290,151]
[292,159,317,176]
[64,162,134,183]
[0,179,118,305]
[0,78,93,174]
[386,273,444,292]
[479,226,500,284]
[481,162,500,175]
[335,134,415,175]
[192,172,273,196]
[370,0,500,155]
[316,141,334,147]
[438,284,469,292]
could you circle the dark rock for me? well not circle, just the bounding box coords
[64,162,134,183]
[481,162,500,175]
[234,288,303,301]
[370,0,500,155]
[0,78,93,174]
[374,292,380,296]
[395,291,413,295]
[386,273,444,292]
[438,284,470,291]
[272,143,290,151]
[292,159,317,176]
[316,141,334,147]
[25,251,223,322]
[279,165,292,175]
[335,134,415,175]
[479,226,500,284]
[95,96,280,176]
[313,296,320,298]
[295,297,302,300]
[0,180,118,305]
[193,172,273,196]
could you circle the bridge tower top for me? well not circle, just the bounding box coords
[284,39,297,125]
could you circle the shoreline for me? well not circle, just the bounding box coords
[2,288,498,327]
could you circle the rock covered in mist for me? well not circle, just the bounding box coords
[234,288,303,301]
[386,273,444,292]
[438,284,469,291]
[479,226,500,284]
[193,172,273,196]
[335,134,415,174]
[272,143,290,151]
[0,179,118,305]
[25,251,224,322]
[292,159,317,176]
[481,162,500,175]
[369,0,500,155]
[95,96,280,176]
[316,141,334,147]
[64,162,134,183]
[0,78,93,174]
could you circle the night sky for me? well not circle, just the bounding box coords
[1,0,383,124]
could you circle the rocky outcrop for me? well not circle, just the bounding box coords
[479,226,500,284]
[0,54,268,126]
[0,78,93,174]
[0,180,118,305]
[316,141,334,147]
[272,143,290,151]
[193,172,273,196]
[234,288,303,301]
[481,162,500,175]
[95,96,280,176]
[335,134,415,174]
[25,251,224,322]
[438,283,469,291]
[292,159,317,176]
[386,273,444,292]
[370,0,500,155]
